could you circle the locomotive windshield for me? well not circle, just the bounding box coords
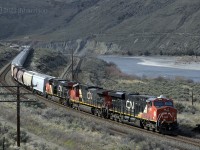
[165,101,173,107]
[154,101,164,107]
[154,101,173,107]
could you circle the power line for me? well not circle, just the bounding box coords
[0,85,36,148]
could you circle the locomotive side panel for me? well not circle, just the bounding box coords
[51,79,69,98]
[97,90,113,109]
[80,86,103,107]
[126,95,150,117]
[89,88,104,107]
[108,91,126,114]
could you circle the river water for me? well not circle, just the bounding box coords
[98,55,200,82]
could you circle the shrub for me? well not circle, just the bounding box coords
[174,103,185,113]
[20,130,30,143]
[185,105,197,114]
[23,101,46,109]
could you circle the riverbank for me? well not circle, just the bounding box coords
[99,55,200,82]
[138,56,200,71]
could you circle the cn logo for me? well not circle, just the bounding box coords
[126,100,134,110]
[87,91,92,100]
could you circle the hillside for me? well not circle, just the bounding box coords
[1,0,200,55]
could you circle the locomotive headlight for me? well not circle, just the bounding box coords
[154,111,156,117]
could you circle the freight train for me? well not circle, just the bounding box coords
[11,46,178,134]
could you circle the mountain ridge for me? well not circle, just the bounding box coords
[1,0,200,55]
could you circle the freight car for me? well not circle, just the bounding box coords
[11,46,178,134]
[11,46,31,77]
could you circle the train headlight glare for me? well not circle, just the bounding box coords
[154,111,156,117]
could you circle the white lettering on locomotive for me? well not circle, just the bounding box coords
[143,105,147,113]
[126,99,134,110]
[87,91,92,100]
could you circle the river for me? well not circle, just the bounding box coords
[98,55,200,82]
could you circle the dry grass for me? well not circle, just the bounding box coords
[0,91,186,150]
[118,79,146,84]
[175,101,200,137]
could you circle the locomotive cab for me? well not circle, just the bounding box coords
[140,95,178,133]
[155,98,178,133]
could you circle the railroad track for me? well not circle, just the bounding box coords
[73,57,83,82]
[0,63,36,101]
[59,57,80,80]
[1,63,200,150]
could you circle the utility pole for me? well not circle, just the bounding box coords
[17,85,20,147]
[0,85,36,147]
[2,137,5,150]
[191,88,194,106]
[184,87,194,106]
[71,49,74,81]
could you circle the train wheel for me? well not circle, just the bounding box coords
[119,117,123,123]
[66,99,71,107]
[70,103,73,108]
[140,121,144,129]
[97,110,102,117]
[44,93,48,98]
[102,109,108,119]
[95,109,99,116]
[77,104,80,111]
[91,108,95,115]
[115,117,119,122]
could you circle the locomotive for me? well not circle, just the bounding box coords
[11,46,178,134]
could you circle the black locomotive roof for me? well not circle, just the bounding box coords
[108,91,126,99]
[126,94,155,102]
[87,86,103,90]
[81,85,103,91]
[97,89,112,95]
[128,92,140,95]
[48,78,78,87]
